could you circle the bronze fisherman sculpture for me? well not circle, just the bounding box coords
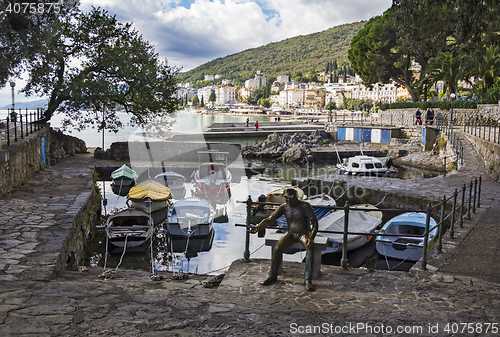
[248,188,318,291]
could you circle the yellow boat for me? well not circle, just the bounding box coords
[128,180,171,213]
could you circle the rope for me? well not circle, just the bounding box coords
[115,235,128,271]
[374,193,388,207]
[114,179,124,209]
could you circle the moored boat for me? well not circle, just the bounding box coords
[128,180,171,213]
[154,171,186,199]
[376,212,438,262]
[167,196,215,237]
[105,208,154,248]
[336,155,392,176]
[193,151,232,204]
[111,164,137,187]
[317,204,383,254]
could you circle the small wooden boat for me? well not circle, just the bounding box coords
[167,197,215,237]
[105,208,153,248]
[376,212,438,262]
[317,204,383,254]
[154,171,186,199]
[128,180,171,213]
[167,229,215,258]
[111,164,137,186]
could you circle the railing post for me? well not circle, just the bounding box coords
[14,114,17,142]
[468,180,473,219]
[341,202,350,269]
[420,203,432,270]
[489,125,491,141]
[244,195,252,261]
[443,156,447,176]
[460,184,466,228]
[437,196,446,253]
[25,109,28,136]
[460,142,464,166]
[477,176,482,208]
[450,189,458,238]
[19,108,23,139]
[473,178,477,214]
[6,117,10,146]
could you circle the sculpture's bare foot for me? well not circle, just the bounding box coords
[305,281,315,292]
[260,276,277,286]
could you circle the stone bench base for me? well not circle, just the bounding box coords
[264,233,331,279]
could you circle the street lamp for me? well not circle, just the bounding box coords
[10,81,16,122]
[449,92,456,127]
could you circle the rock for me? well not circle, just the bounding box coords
[282,144,311,162]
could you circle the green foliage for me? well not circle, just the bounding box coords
[0,0,78,87]
[177,22,365,84]
[22,7,179,133]
[342,97,374,111]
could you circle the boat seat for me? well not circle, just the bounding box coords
[264,233,331,279]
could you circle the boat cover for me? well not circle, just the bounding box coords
[111,164,137,180]
[128,180,171,201]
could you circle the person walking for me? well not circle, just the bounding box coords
[246,117,249,127]
[426,108,434,125]
[255,120,259,131]
[415,108,422,125]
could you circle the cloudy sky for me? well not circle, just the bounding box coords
[1,0,392,105]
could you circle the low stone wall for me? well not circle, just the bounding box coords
[464,133,500,180]
[0,128,87,198]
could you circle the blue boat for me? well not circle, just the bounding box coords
[376,212,438,262]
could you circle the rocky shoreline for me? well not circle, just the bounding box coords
[241,130,334,162]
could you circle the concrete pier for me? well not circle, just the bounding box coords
[0,134,500,335]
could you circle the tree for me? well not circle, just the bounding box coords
[424,51,464,100]
[0,0,77,87]
[260,98,271,108]
[209,90,216,104]
[22,7,179,132]
[325,101,336,111]
[192,95,200,106]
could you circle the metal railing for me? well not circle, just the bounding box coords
[463,121,500,145]
[0,108,46,148]
[327,111,445,128]
[439,124,465,174]
[237,176,482,271]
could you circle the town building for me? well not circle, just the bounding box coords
[279,89,305,108]
[350,83,397,103]
[245,76,267,90]
[216,86,236,105]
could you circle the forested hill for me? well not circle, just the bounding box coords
[177,21,365,84]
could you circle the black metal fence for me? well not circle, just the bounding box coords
[237,176,482,271]
[0,108,46,148]
[463,121,500,145]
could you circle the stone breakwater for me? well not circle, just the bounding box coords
[241,130,333,162]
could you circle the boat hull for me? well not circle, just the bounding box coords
[375,212,438,262]
[167,197,215,237]
[105,209,153,248]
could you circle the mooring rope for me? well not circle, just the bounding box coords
[115,234,128,271]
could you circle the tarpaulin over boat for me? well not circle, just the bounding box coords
[111,164,137,180]
[128,180,171,201]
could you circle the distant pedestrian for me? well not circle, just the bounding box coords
[415,108,422,125]
[426,108,434,125]
[278,116,281,122]
[246,117,249,127]
[255,120,259,131]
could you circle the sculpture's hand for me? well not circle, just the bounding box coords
[306,237,314,250]
[247,225,259,234]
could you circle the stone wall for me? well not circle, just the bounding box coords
[0,128,87,198]
[464,133,500,181]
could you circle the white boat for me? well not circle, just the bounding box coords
[105,208,154,248]
[154,171,186,199]
[193,151,232,203]
[317,204,383,254]
[376,212,438,262]
[336,155,391,176]
[128,180,171,213]
[167,197,216,237]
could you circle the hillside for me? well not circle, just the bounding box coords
[177,21,364,84]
